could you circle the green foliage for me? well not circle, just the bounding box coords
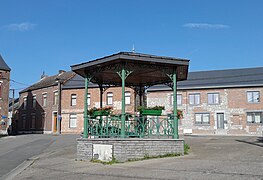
[128,153,180,162]
[90,157,119,165]
[184,144,190,155]
[167,109,184,119]
[88,106,113,116]
[137,106,165,111]
[177,109,183,119]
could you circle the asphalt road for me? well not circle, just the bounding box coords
[0,134,79,179]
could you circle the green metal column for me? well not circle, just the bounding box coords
[121,64,126,138]
[83,76,89,138]
[173,70,179,139]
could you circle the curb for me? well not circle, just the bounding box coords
[1,151,55,180]
[1,158,36,180]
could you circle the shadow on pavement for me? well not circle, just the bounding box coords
[235,137,263,148]
[257,137,263,143]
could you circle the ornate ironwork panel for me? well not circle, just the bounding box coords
[86,114,175,138]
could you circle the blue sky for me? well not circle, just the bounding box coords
[1,0,263,96]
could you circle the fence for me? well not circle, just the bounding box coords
[87,114,175,138]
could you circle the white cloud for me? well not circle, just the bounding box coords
[183,23,229,29]
[4,22,36,32]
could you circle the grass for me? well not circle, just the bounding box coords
[90,157,120,165]
[184,143,190,155]
[128,153,181,162]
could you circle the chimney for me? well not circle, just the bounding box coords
[59,70,66,74]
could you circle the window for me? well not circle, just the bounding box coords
[0,73,2,98]
[42,112,46,128]
[0,84,2,98]
[22,116,26,129]
[170,94,182,105]
[208,93,219,104]
[33,95,36,109]
[247,112,262,123]
[195,113,210,125]
[54,91,58,105]
[71,94,77,106]
[107,92,113,105]
[247,91,260,103]
[189,94,200,105]
[125,91,131,105]
[23,97,27,110]
[42,93,47,107]
[31,114,36,129]
[87,93,91,106]
[69,114,77,128]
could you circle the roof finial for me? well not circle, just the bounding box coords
[41,71,47,80]
[132,44,135,53]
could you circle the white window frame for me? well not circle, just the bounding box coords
[54,91,58,105]
[107,92,113,105]
[208,93,219,105]
[125,91,131,105]
[195,113,210,125]
[247,91,260,103]
[69,114,77,128]
[87,93,91,106]
[42,93,47,107]
[247,112,262,124]
[71,94,77,106]
[189,93,200,105]
[170,94,182,106]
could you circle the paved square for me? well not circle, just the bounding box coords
[14,135,263,180]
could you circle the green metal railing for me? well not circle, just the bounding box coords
[86,114,175,138]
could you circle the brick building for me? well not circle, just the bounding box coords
[61,74,135,134]
[17,72,135,134]
[17,71,75,134]
[0,55,11,134]
[147,67,263,135]
[17,66,263,136]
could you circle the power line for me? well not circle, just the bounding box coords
[0,77,30,87]
[10,88,25,91]
[9,79,30,87]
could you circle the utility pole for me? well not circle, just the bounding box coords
[56,79,62,134]
[11,89,14,116]
[8,89,15,134]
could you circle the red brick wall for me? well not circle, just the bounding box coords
[61,87,135,133]
[18,85,58,133]
[0,70,10,132]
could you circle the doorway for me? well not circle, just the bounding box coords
[53,112,58,133]
[217,113,224,129]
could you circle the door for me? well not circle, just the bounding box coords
[217,113,224,129]
[53,112,57,133]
